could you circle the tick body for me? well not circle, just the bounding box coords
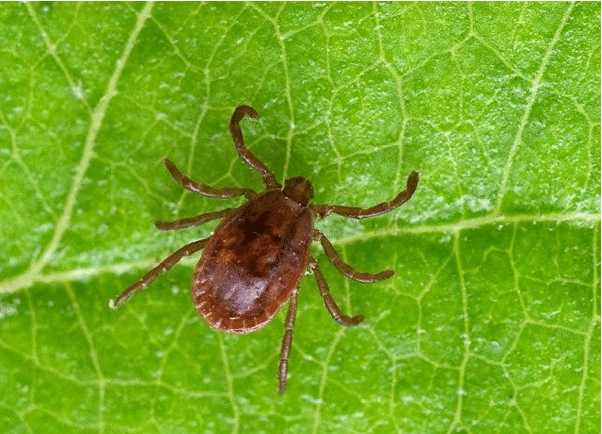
[112,105,419,394]
[194,188,313,333]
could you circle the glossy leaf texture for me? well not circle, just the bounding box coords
[0,3,599,434]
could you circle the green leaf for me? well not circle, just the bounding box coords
[1,2,599,433]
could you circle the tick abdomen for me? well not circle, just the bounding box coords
[193,190,313,333]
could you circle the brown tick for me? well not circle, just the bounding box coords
[111,105,419,394]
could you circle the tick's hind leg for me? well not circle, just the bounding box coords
[230,106,281,190]
[314,230,394,283]
[279,291,298,395]
[312,171,419,219]
[309,257,364,327]
[110,238,209,309]
[155,208,235,231]
[164,158,256,200]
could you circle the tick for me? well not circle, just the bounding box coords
[111,105,419,394]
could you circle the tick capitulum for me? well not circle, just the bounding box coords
[111,105,419,394]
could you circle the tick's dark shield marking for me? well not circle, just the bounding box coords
[111,105,419,394]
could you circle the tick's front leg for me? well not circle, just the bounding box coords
[312,171,419,219]
[230,106,281,190]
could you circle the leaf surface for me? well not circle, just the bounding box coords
[0,3,599,433]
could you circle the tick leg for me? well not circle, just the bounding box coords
[312,171,419,219]
[155,208,235,230]
[309,257,364,327]
[109,238,209,309]
[230,105,281,190]
[164,158,256,199]
[314,230,394,283]
[279,291,298,395]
